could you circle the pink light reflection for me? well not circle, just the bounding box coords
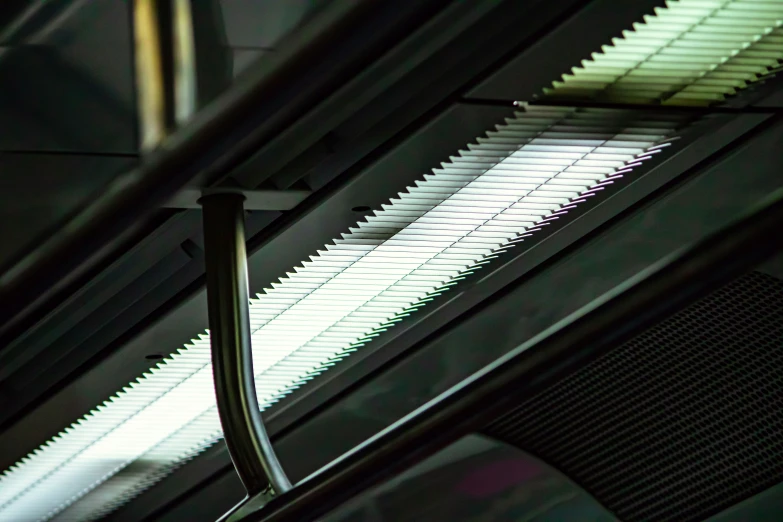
[456,458,542,499]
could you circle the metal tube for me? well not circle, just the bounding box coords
[201,193,291,496]
[135,0,197,149]
[133,0,168,151]
[248,188,783,522]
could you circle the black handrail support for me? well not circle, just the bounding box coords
[201,193,291,503]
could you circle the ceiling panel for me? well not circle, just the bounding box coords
[219,0,330,49]
[0,153,136,269]
[0,0,135,154]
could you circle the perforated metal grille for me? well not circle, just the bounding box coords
[485,271,783,522]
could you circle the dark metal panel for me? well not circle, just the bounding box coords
[0,1,136,154]
[155,461,246,522]
[754,88,783,110]
[6,252,201,387]
[0,153,136,268]
[192,0,233,108]
[758,253,783,281]
[322,435,616,521]
[0,212,197,381]
[231,49,267,78]
[219,0,329,49]
[468,0,666,102]
[739,75,783,110]
[247,193,783,522]
[2,247,191,382]
[0,45,134,154]
[52,0,135,112]
[485,270,783,521]
[104,113,780,521]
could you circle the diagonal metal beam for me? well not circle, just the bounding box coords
[241,187,783,522]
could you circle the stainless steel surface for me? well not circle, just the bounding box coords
[323,435,616,522]
[202,193,291,496]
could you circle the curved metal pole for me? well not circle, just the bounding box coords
[201,193,292,496]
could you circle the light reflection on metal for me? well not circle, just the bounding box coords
[173,0,197,126]
[133,0,167,152]
[322,435,617,522]
[201,193,292,496]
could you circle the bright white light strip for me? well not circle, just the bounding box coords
[0,106,685,522]
[544,0,783,106]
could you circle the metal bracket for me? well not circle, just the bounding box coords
[168,188,309,210]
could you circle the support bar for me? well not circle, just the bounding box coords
[201,193,291,496]
[245,188,783,521]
